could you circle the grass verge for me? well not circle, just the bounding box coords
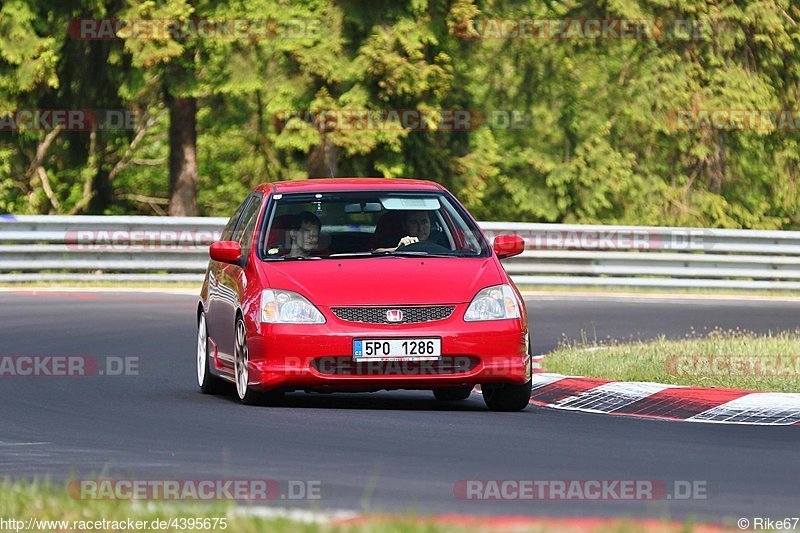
[542,329,800,392]
[0,480,726,533]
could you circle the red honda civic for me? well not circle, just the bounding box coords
[196,178,531,411]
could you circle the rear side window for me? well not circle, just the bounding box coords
[221,196,251,241]
[235,194,263,261]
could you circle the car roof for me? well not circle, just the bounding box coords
[254,178,444,195]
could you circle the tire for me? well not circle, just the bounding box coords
[433,387,473,401]
[482,350,533,412]
[197,312,228,395]
[234,317,283,406]
[482,379,532,411]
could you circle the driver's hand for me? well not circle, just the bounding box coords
[397,236,419,247]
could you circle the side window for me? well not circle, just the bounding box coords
[221,196,251,241]
[235,194,263,260]
[441,198,483,253]
[430,210,454,249]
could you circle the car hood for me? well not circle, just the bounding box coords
[258,256,502,306]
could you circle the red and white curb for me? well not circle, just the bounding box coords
[232,507,736,531]
[529,373,800,425]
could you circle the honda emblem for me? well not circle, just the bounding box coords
[386,309,404,322]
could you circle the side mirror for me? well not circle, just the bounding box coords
[493,235,525,259]
[210,241,242,265]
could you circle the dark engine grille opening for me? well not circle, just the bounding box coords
[312,356,479,376]
[330,306,456,324]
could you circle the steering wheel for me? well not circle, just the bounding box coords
[396,240,452,254]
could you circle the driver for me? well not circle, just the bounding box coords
[396,210,431,247]
[374,210,432,252]
[287,211,321,257]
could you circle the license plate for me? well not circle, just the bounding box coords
[353,338,441,361]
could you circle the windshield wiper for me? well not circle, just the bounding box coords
[326,250,478,259]
[387,250,453,258]
[327,251,393,258]
[329,250,446,258]
[264,255,322,261]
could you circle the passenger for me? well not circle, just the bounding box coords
[287,212,321,257]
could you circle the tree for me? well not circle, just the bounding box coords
[1,0,799,228]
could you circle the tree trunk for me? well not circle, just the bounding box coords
[168,96,198,216]
[307,136,338,178]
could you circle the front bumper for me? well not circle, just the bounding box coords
[246,304,529,392]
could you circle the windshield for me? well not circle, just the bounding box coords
[258,191,489,260]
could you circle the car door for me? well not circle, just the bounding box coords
[216,193,263,360]
[207,196,251,365]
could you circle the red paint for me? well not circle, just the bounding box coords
[254,177,441,195]
[529,377,611,406]
[257,256,499,306]
[493,234,525,259]
[614,387,750,419]
[209,241,242,264]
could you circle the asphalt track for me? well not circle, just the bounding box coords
[1,291,799,521]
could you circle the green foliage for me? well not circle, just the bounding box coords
[0,0,798,226]
[0,0,59,112]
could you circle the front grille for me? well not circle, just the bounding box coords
[330,306,456,324]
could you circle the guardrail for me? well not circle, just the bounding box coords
[2,215,800,290]
[0,215,224,283]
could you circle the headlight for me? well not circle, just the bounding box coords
[260,289,326,324]
[464,284,521,322]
